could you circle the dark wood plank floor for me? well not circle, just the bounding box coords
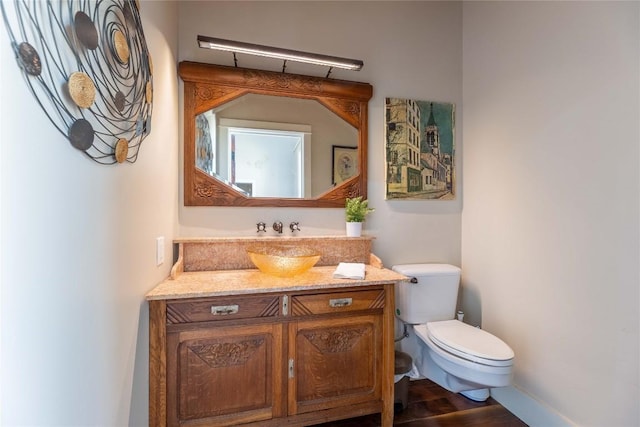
[313,379,528,427]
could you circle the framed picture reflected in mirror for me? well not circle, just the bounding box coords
[332,145,358,185]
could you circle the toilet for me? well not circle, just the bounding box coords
[392,263,514,401]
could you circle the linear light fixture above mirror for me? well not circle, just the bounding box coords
[197,35,363,75]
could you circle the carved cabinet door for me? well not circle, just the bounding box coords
[287,314,382,415]
[166,322,284,426]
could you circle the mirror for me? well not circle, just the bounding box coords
[197,94,358,199]
[179,61,372,207]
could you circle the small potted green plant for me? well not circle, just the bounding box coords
[345,196,374,237]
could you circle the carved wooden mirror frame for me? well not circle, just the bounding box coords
[179,61,373,207]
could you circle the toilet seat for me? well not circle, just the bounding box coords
[417,320,514,367]
[414,321,514,393]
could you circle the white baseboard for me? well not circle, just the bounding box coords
[491,386,576,427]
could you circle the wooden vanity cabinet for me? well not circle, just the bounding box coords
[149,285,395,427]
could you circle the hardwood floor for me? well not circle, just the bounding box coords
[313,379,528,427]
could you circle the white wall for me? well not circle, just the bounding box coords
[177,1,463,267]
[0,1,179,425]
[462,2,639,426]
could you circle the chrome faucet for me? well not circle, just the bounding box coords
[273,221,283,234]
[289,221,301,233]
[256,222,267,233]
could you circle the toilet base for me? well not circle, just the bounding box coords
[460,388,490,402]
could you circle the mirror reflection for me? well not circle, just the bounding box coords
[195,94,358,199]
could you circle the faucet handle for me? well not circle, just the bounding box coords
[256,222,267,233]
[289,221,301,232]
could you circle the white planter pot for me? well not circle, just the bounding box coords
[346,222,362,237]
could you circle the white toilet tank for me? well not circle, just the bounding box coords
[392,264,461,324]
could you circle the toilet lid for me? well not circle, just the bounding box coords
[426,320,514,366]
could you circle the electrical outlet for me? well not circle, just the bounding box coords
[156,236,165,266]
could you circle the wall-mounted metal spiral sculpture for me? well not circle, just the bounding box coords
[1,0,153,164]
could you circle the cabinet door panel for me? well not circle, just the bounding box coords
[289,314,382,415]
[167,323,283,425]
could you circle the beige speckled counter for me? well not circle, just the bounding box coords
[146,265,407,300]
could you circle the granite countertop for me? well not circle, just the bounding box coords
[146,265,408,301]
[173,236,376,243]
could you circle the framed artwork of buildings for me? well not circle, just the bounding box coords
[385,98,455,200]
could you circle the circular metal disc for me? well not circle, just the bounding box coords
[123,2,135,26]
[113,30,130,63]
[114,91,125,112]
[68,72,96,108]
[17,42,41,76]
[135,117,144,135]
[74,11,98,50]
[115,138,128,163]
[145,81,152,104]
[68,119,94,151]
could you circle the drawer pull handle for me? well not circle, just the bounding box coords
[211,305,239,316]
[329,298,352,308]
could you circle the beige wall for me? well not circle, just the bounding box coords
[0,1,179,424]
[2,1,637,425]
[177,1,464,267]
[462,2,639,426]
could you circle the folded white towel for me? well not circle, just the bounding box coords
[332,262,366,280]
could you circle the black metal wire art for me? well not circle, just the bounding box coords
[1,0,153,164]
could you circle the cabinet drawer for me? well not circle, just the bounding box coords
[290,289,385,316]
[166,295,281,324]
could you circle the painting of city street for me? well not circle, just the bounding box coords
[385,98,455,200]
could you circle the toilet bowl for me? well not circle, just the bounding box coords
[392,263,515,401]
[413,320,513,400]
